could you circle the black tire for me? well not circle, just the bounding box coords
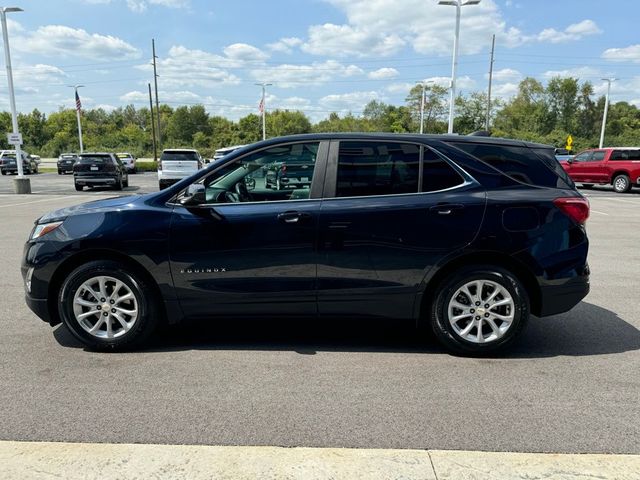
[123,176,129,188]
[1,170,5,175]
[613,174,631,193]
[581,183,594,189]
[429,265,529,356]
[58,260,160,351]
[114,176,123,191]
[58,170,62,175]
[158,183,165,190]
[74,183,83,191]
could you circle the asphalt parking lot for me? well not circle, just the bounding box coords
[0,176,639,454]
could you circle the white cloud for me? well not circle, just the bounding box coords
[542,66,604,80]
[94,104,117,112]
[303,23,405,57]
[386,82,415,94]
[602,44,640,63]
[251,60,364,88]
[83,0,189,12]
[223,43,269,63]
[319,91,382,112]
[368,67,399,80]
[299,1,601,58]
[136,45,243,88]
[13,25,140,60]
[492,82,519,99]
[536,19,601,44]
[488,68,521,82]
[423,75,476,91]
[120,91,148,103]
[267,37,303,54]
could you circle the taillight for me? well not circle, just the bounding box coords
[553,197,590,225]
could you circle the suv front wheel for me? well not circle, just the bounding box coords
[429,266,529,355]
[58,260,159,350]
[613,174,631,193]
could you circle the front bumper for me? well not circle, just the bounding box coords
[24,293,54,324]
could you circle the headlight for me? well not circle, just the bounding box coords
[31,221,63,240]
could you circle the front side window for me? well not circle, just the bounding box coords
[190,142,319,204]
[573,152,592,162]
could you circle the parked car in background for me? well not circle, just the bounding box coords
[264,144,316,190]
[157,148,203,190]
[23,133,589,355]
[555,148,574,163]
[0,150,38,175]
[73,153,128,191]
[116,152,137,173]
[213,145,246,162]
[560,147,640,193]
[57,153,79,174]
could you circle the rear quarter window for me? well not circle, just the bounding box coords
[449,142,570,189]
[610,149,640,161]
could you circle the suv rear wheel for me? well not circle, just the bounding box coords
[613,174,631,193]
[429,266,529,355]
[58,260,159,350]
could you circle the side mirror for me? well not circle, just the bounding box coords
[179,184,206,207]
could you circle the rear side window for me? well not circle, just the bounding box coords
[450,142,568,188]
[610,149,640,161]
[336,142,420,197]
[335,142,464,198]
[592,151,606,161]
[161,151,199,161]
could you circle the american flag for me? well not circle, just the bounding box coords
[258,96,264,114]
[75,90,82,112]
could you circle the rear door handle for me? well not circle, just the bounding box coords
[278,211,311,224]
[429,204,465,215]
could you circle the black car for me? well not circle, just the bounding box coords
[57,154,79,174]
[264,148,315,190]
[73,153,129,191]
[22,134,589,355]
[0,150,39,175]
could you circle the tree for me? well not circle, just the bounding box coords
[266,110,312,137]
[547,76,579,133]
[454,92,488,134]
[405,83,448,133]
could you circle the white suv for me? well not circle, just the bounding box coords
[157,149,203,190]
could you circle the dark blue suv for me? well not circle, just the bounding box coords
[22,134,590,355]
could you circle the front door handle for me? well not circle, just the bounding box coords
[429,204,465,215]
[278,211,311,224]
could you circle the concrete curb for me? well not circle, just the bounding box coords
[1,441,639,480]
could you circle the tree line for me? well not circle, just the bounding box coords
[1,76,639,158]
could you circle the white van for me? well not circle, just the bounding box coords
[157,148,203,190]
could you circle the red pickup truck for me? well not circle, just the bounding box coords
[560,148,640,193]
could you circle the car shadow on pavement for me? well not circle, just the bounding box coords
[53,301,639,358]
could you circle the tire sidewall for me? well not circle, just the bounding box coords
[431,267,529,355]
[613,175,630,193]
[58,261,153,350]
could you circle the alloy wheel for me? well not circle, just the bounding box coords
[72,275,139,339]
[447,279,515,344]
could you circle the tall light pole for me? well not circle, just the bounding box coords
[255,82,272,140]
[1,6,29,193]
[438,0,481,134]
[599,77,616,149]
[68,85,84,153]
[416,80,434,134]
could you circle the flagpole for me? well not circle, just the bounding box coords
[255,82,272,141]
[69,84,85,153]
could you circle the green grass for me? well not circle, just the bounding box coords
[135,161,158,172]
[38,167,57,173]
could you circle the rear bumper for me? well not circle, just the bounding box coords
[538,273,590,317]
[74,176,117,185]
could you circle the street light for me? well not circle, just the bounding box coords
[68,85,85,153]
[599,78,616,149]
[0,6,29,193]
[438,0,481,134]
[416,80,435,134]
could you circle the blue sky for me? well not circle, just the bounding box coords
[1,0,640,121]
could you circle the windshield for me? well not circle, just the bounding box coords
[161,151,199,161]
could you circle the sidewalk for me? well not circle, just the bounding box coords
[1,441,639,480]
